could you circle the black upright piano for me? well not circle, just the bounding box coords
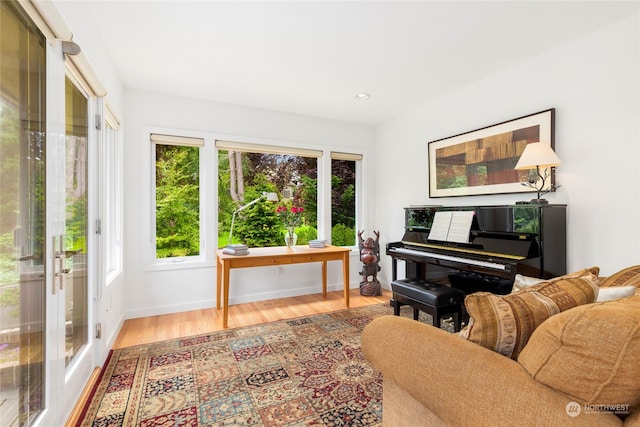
[386,204,566,295]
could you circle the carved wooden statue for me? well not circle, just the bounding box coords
[358,230,382,296]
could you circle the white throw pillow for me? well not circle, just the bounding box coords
[512,274,544,293]
[596,285,636,302]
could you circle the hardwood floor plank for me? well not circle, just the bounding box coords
[112,289,391,349]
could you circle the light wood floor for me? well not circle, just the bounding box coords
[113,288,392,349]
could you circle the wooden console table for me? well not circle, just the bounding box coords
[215,245,351,328]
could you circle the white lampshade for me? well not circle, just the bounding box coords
[514,143,562,170]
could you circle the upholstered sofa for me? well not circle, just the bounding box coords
[362,266,640,426]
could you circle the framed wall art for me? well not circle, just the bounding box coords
[428,108,555,198]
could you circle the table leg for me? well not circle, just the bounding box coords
[223,263,231,329]
[216,256,222,310]
[343,252,350,307]
[322,260,327,297]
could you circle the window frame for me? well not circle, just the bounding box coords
[146,128,213,271]
[146,130,365,270]
[103,104,123,285]
[215,139,364,250]
[215,137,324,247]
[330,151,363,248]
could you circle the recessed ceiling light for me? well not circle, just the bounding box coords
[354,92,371,100]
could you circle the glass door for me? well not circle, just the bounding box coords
[51,62,97,426]
[0,2,49,425]
[1,3,97,425]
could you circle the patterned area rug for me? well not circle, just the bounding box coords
[80,303,408,426]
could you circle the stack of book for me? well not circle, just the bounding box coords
[309,239,327,248]
[223,244,249,255]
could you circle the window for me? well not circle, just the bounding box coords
[103,105,122,281]
[150,136,362,254]
[216,141,362,249]
[216,140,321,248]
[331,152,362,246]
[152,133,203,259]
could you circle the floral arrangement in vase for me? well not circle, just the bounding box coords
[276,205,304,247]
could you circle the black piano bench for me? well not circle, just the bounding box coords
[390,278,466,332]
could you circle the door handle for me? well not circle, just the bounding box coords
[55,267,71,290]
[52,235,69,294]
[54,250,71,291]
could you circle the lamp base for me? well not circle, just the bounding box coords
[516,198,549,205]
[529,198,549,204]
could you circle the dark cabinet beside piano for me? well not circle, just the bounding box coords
[387,204,566,294]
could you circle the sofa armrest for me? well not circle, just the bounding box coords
[362,316,623,427]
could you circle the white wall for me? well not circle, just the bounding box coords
[123,90,376,318]
[375,13,640,281]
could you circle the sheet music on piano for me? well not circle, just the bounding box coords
[427,211,474,243]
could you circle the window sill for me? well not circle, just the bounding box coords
[146,257,213,272]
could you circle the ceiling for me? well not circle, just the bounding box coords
[82,1,637,126]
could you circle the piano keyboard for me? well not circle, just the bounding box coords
[389,247,507,271]
[405,241,526,260]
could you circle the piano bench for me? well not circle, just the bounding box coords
[391,278,466,332]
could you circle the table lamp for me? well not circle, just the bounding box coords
[228,192,279,247]
[514,142,561,204]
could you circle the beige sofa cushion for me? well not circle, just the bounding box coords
[518,294,640,412]
[460,267,599,359]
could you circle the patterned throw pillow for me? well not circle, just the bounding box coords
[459,267,600,359]
[598,265,640,289]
